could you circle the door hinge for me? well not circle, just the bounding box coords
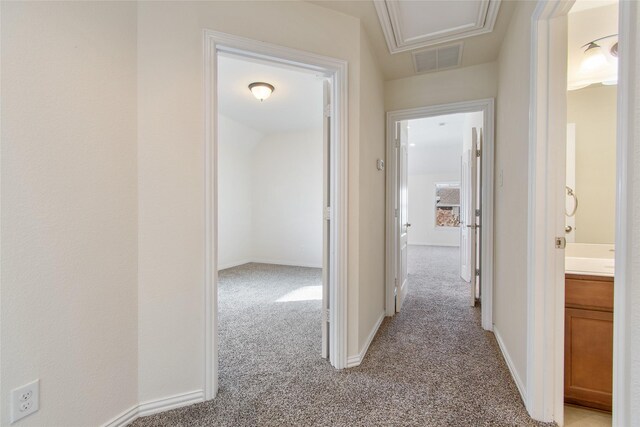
[323,105,332,118]
[475,269,480,277]
[394,208,398,218]
[476,149,481,157]
[322,308,330,323]
[555,236,566,249]
[475,208,481,217]
[324,207,332,221]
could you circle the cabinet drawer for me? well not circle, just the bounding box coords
[565,274,613,311]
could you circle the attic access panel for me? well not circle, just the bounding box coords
[374,0,501,54]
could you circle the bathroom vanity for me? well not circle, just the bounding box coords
[564,244,614,412]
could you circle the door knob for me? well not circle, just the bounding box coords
[565,225,573,233]
[405,223,412,227]
[467,224,478,229]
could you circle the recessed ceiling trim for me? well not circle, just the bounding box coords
[374,0,502,54]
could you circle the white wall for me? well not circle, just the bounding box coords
[357,28,386,354]
[1,2,138,426]
[494,0,537,395]
[136,0,377,402]
[407,139,462,247]
[217,115,263,269]
[252,130,323,268]
[385,62,499,112]
[218,117,323,270]
[408,173,461,246]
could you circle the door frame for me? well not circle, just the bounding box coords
[385,98,495,331]
[203,30,349,400]
[527,0,636,424]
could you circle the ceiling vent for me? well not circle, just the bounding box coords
[412,42,464,74]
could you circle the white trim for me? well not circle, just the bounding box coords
[527,2,573,422]
[494,327,527,404]
[613,1,636,425]
[138,390,204,417]
[374,0,502,54]
[217,259,323,271]
[102,391,204,427]
[102,405,139,427]
[217,259,253,271]
[385,98,495,333]
[203,30,349,401]
[249,259,323,269]
[407,242,460,247]
[346,311,385,368]
[528,1,633,424]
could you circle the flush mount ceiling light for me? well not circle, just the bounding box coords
[569,34,618,91]
[248,82,274,102]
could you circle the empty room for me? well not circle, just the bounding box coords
[216,53,327,399]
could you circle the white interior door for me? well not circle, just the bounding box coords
[321,80,330,359]
[396,121,409,312]
[460,128,478,306]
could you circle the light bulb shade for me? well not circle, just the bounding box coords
[580,43,607,73]
[568,38,619,91]
[249,82,274,101]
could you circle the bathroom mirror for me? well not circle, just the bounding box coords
[566,84,617,245]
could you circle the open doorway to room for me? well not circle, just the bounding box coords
[562,1,618,425]
[403,113,482,310]
[385,99,494,330]
[217,53,326,383]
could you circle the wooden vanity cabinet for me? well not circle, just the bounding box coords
[565,274,613,412]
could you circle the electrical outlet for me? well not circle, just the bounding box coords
[11,380,39,423]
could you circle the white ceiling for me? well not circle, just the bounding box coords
[218,54,324,134]
[408,113,467,147]
[374,0,501,54]
[308,0,516,80]
[568,1,618,90]
[407,113,467,175]
[570,0,617,13]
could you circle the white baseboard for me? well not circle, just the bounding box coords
[138,390,204,417]
[347,311,385,368]
[493,327,527,404]
[218,258,322,271]
[218,259,252,271]
[103,404,139,427]
[103,390,204,427]
[251,258,322,269]
[407,242,460,247]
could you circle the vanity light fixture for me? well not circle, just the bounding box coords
[248,82,275,102]
[570,34,618,90]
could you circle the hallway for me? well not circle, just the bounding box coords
[134,247,547,426]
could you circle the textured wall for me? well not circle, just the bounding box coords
[1,2,138,425]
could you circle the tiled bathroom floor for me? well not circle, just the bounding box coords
[565,405,611,427]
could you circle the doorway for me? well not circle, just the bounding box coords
[385,99,495,331]
[216,53,327,396]
[203,30,349,400]
[528,0,634,424]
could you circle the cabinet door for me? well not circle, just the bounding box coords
[565,307,613,411]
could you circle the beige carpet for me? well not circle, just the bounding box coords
[132,246,551,426]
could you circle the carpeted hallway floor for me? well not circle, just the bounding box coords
[133,246,550,426]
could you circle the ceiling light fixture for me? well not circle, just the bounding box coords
[569,34,618,90]
[248,82,275,102]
